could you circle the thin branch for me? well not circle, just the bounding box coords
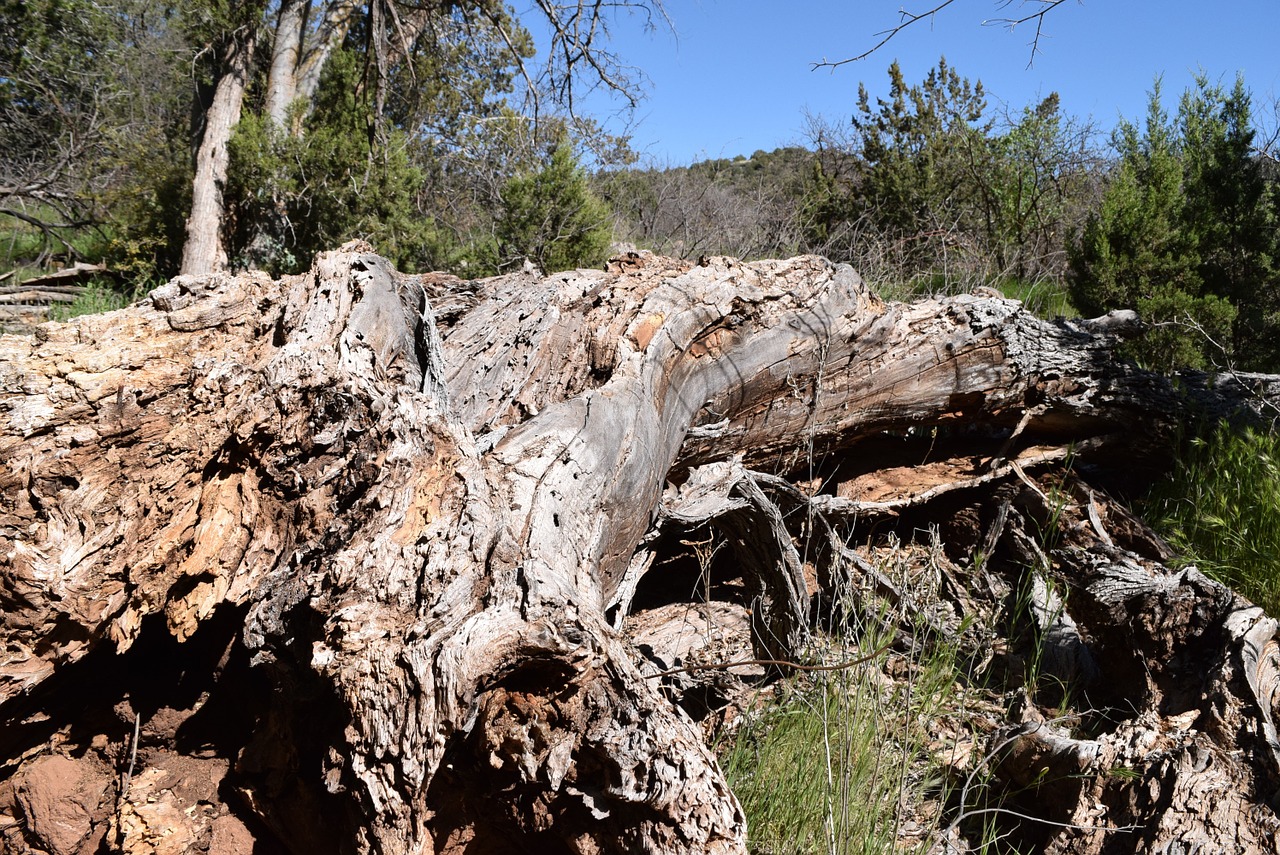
[986,0,1072,67]
[478,4,542,123]
[812,0,959,70]
[813,0,1071,70]
[531,0,670,114]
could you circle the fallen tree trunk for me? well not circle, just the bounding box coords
[1,245,1278,854]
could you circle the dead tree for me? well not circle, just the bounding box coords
[2,245,1279,854]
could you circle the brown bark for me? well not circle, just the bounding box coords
[2,247,1279,854]
[180,30,257,277]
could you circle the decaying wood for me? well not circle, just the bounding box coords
[1,263,110,290]
[2,245,1279,854]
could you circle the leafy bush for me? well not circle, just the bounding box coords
[803,59,1095,291]
[496,139,612,274]
[225,49,439,276]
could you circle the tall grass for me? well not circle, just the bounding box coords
[875,273,1076,321]
[719,628,962,854]
[1146,423,1280,614]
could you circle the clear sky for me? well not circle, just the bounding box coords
[533,1,1280,164]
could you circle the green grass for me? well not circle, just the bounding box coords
[1,207,112,272]
[2,210,150,330]
[47,278,154,321]
[1145,422,1280,614]
[875,274,1077,321]
[718,630,962,854]
[997,277,1077,320]
[48,281,125,321]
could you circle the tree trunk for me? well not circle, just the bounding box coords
[296,1,360,120]
[267,0,359,134]
[180,30,257,276]
[2,247,1279,854]
[265,0,307,129]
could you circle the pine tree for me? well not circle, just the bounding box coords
[1179,76,1278,368]
[1068,77,1277,371]
[496,140,612,274]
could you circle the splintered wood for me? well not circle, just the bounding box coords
[2,246,1279,853]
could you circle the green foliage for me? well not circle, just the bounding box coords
[1069,76,1278,371]
[719,561,967,855]
[103,145,193,280]
[495,139,612,273]
[980,94,1091,279]
[226,46,461,275]
[798,56,988,268]
[0,0,118,262]
[720,634,959,854]
[0,0,109,151]
[2,0,577,280]
[804,59,1094,293]
[48,277,153,321]
[996,276,1078,320]
[840,58,990,259]
[1180,76,1280,369]
[380,2,532,142]
[1146,422,1280,615]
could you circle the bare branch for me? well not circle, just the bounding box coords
[986,0,1073,67]
[813,0,959,70]
[531,0,672,115]
[813,0,1072,70]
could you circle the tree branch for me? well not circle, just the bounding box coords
[812,0,1072,70]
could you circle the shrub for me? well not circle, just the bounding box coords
[1070,76,1278,372]
[496,140,612,273]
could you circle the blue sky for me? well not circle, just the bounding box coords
[534,1,1280,164]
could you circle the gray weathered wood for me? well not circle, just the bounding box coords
[2,247,1279,854]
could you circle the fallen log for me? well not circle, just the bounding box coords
[2,261,111,289]
[1,244,1278,854]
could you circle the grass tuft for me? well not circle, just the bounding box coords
[48,278,154,322]
[1146,422,1280,614]
[874,273,1076,321]
[719,625,964,854]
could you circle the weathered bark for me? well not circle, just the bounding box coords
[266,0,360,133]
[180,30,257,276]
[265,0,307,128]
[2,247,1279,854]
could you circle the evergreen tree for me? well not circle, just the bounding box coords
[1069,76,1277,371]
[851,58,991,248]
[496,140,612,274]
[802,58,1089,287]
[226,46,436,274]
[1179,76,1278,368]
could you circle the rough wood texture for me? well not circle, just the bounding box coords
[2,245,1279,854]
[180,28,257,276]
